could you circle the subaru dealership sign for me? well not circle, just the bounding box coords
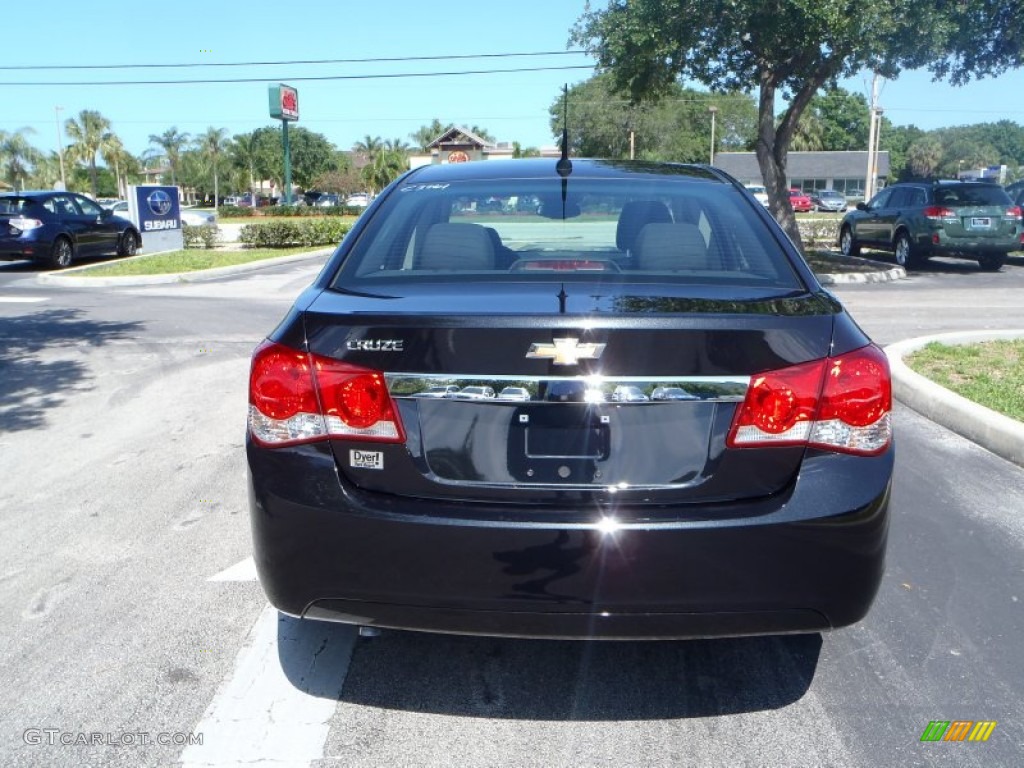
[129,185,183,253]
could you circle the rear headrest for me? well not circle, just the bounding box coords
[633,223,711,271]
[418,223,496,271]
[616,201,673,253]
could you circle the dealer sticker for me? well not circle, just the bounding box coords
[350,449,384,470]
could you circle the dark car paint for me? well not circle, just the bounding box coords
[248,438,891,638]
[249,159,891,639]
[0,190,139,265]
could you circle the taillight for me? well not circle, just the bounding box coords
[923,206,955,221]
[248,340,404,447]
[728,345,891,456]
[8,217,44,232]
[1005,206,1022,220]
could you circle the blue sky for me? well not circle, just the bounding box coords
[2,0,1023,159]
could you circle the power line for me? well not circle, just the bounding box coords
[0,50,589,72]
[0,64,593,87]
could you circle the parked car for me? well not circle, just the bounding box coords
[651,386,697,401]
[744,184,770,207]
[345,193,370,208]
[412,384,461,398]
[611,385,649,402]
[180,207,217,227]
[811,189,848,213]
[789,188,814,213]
[0,190,140,268]
[839,181,1023,270]
[108,200,215,228]
[497,386,531,401]
[247,157,894,640]
[451,385,496,400]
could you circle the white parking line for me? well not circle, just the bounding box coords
[0,296,48,303]
[208,556,258,582]
[180,604,357,767]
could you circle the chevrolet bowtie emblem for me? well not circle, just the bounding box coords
[526,338,606,366]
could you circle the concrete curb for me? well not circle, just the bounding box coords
[36,247,332,288]
[816,256,906,285]
[886,330,1024,468]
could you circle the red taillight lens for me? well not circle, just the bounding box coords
[248,340,404,446]
[730,359,824,444]
[728,345,891,456]
[1006,206,1022,220]
[923,206,955,220]
[315,360,404,440]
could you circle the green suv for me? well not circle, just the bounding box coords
[839,181,1023,271]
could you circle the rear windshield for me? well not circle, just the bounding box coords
[331,177,802,290]
[0,197,35,215]
[934,185,1012,206]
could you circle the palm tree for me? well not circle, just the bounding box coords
[231,131,260,204]
[28,151,64,190]
[197,127,230,210]
[410,119,447,152]
[383,138,412,154]
[148,127,190,186]
[0,128,42,191]
[353,135,383,161]
[361,149,407,196]
[100,134,134,199]
[63,110,113,197]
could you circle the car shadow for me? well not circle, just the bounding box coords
[861,250,1019,275]
[278,619,821,719]
[0,308,144,432]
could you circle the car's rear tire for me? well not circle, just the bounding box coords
[117,230,139,257]
[893,231,918,269]
[977,252,1006,272]
[48,237,74,269]
[839,225,860,257]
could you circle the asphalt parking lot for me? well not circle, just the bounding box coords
[1,251,1022,767]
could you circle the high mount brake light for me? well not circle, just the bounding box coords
[248,340,405,447]
[728,344,892,456]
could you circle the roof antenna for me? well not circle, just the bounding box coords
[556,84,572,178]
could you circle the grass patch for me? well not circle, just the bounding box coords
[74,247,325,276]
[906,340,1024,421]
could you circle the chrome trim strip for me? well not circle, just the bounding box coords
[385,373,749,403]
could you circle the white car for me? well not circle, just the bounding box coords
[744,184,770,207]
[108,200,216,227]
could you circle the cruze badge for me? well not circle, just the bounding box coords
[527,338,606,366]
[347,339,404,352]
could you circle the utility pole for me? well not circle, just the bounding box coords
[708,105,718,165]
[54,106,66,191]
[629,129,635,160]
[864,73,880,201]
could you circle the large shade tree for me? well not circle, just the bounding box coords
[549,74,757,162]
[574,0,1024,251]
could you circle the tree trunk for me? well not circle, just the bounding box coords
[754,77,803,253]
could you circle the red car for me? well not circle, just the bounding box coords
[789,188,814,212]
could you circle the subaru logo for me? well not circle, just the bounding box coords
[146,190,173,216]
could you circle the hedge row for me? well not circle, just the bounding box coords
[238,219,351,248]
[218,204,363,218]
[182,224,220,249]
[796,217,842,248]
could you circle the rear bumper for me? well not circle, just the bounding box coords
[248,440,891,639]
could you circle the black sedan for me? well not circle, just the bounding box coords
[0,190,140,268]
[247,158,893,640]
